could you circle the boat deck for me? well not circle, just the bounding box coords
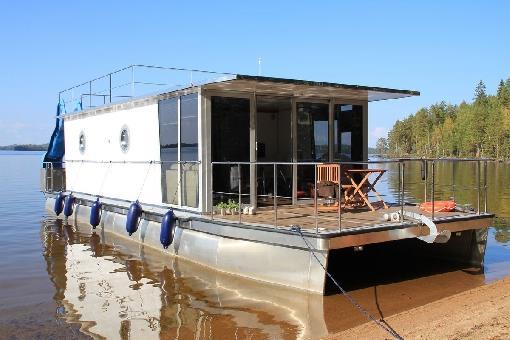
[214,203,480,231]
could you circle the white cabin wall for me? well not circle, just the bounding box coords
[64,103,162,205]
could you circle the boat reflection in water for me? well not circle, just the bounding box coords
[41,217,328,339]
[42,214,506,339]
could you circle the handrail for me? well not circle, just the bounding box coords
[58,64,237,110]
[210,159,492,233]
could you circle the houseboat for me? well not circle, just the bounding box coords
[41,65,494,294]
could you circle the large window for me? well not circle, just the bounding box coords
[211,96,250,205]
[180,93,199,207]
[333,104,363,161]
[296,102,329,161]
[180,93,198,161]
[158,93,200,208]
[159,97,179,204]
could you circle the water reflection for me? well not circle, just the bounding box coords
[41,218,328,339]
[40,215,510,339]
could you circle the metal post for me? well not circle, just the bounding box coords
[431,161,435,220]
[131,66,135,97]
[238,163,242,224]
[50,162,54,192]
[109,73,112,103]
[400,161,405,223]
[424,160,428,203]
[273,163,278,228]
[89,81,92,108]
[452,161,455,202]
[477,160,481,215]
[210,163,214,220]
[484,160,488,213]
[314,164,318,233]
[337,164,342,231]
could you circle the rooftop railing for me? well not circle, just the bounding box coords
[58,65,235,112]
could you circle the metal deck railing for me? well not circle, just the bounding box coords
[42,158,493,234]
[210,158,492,233]
[57,65,235,111]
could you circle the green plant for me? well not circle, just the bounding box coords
[215,200,240,211]
[227,199,239,210]
[215,202,228,209]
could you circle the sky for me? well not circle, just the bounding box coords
[0,1,509,147]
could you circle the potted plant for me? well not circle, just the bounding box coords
[216,202,228,216]
[227,199,239,215]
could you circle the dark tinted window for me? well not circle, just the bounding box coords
[159,97,179,204]
[159,97,178,162]
[180,93,198,161]
[296,102,329,161]
[334,104,363,161]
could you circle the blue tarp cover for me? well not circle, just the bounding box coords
[43,102,65,167]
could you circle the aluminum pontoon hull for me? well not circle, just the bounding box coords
[45,193,493,294]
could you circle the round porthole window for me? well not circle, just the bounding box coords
[120,126,129,153]
[79,131,86,154]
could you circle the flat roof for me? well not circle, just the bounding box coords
[60,66,420,117]
[204,74,420,101]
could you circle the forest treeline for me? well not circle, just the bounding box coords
[379,79,510,159]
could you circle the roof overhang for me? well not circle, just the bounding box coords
[202,74,419,102]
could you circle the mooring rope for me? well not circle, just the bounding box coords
[97,161,112,197]
[136,161,154,201]
[291,226,404,340]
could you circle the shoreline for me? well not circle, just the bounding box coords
[327,275,510,339]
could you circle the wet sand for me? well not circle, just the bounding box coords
[328,275,510,339]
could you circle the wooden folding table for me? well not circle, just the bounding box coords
[344,168,389,211]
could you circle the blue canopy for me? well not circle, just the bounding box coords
[43,102,66,168]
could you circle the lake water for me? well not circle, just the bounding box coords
[1,151,510,339]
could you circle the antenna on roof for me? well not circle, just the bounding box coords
[258,57,262,76]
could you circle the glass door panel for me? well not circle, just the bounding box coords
[256,96,292,205]
[296,102,329,199]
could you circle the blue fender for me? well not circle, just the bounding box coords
[126,201,142,236]
[64,194,74,217]
[63,194,75,217]
[54,192,65,216]
[90,198,102,229]
[160,209,176,249]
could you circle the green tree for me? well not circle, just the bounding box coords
[387,79,510,159]
[497,79,510,107]
[375,137,388,155]
[474,80,488,104]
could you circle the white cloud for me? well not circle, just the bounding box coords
[0,119,52,145]
[369,126,388,147]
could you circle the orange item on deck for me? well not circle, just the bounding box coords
[419,200,456,213]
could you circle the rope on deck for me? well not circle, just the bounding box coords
[291,226,404,340]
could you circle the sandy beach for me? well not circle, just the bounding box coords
[328,276,510,339]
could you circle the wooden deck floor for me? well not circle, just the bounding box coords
[214,203,470,231]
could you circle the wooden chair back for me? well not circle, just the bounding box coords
[317,164,340,184]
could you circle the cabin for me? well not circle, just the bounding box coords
[56,68,418,214]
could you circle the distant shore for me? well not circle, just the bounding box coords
[0,144,48,151]
[328,275,510,339]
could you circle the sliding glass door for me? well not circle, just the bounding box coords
[256,96,292,204]
[296,102,329,198]
[333,104,363,161]
[211,96,251,205]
